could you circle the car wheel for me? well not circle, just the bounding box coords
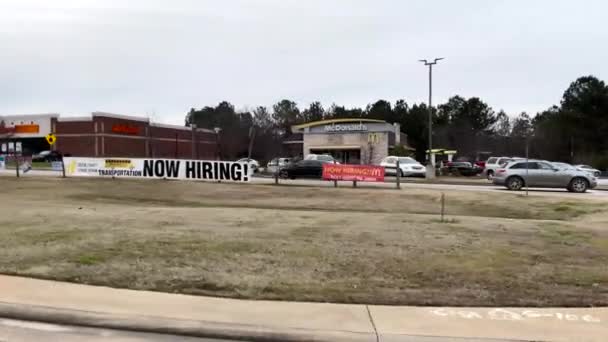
[279,170,289,179]
[594,171,601,177]
[486,170,494,180]
[506,176,524,191]
[568,178,588,193]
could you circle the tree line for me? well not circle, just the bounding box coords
[185,75,608,169]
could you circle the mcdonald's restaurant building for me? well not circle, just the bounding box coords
[287,119,411,165]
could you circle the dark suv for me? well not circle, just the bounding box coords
[32,150,63,162]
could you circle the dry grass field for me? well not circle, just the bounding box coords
[1,176,607,306]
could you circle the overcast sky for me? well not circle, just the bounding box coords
[1,0,606,124]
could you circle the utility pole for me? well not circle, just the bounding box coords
[213,127,222,160]
[419,57,444,179]
[174,132,178,159]
[570,136,574,163]
[525,136,529,197]
[247,126,256,160]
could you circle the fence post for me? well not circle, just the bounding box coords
[396,160,401,189]
[333,160,338,188]
[61,157,66,178]
[353,180,357,188]
[274,158,279,185]
[15,155,20,178]
[441,192,445,223]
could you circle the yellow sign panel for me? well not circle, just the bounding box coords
[67,160,77,175]
[45,134,57,146]
[104,159,134,169]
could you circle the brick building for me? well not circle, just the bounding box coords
[1,112,218,159]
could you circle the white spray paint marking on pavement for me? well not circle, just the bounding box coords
[0,319,73,332]
[429,308,601,323]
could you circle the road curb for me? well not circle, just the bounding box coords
[0,301,376,342]
[400,179,608,191]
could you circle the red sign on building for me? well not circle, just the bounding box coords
[0,121,15,135]
[322,164,385,182]
[112,124,140,135]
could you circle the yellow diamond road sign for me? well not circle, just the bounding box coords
[45,134,57,146]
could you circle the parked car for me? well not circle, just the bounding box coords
[32,150,63,162]
[551,162,577,170]
[484,156,518,180]
[236,158,259,173]
[493,160,597,193]
[304,154,339,164]
[444,161,483,177]
[266,157,292,174]
[575,164,601,178]
[474,160,486,169]
[380,156,426,177]
[279,159,324,179]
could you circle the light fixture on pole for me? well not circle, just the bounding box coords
[419,57,444,179]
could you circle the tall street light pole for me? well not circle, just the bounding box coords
[419,57,444,179]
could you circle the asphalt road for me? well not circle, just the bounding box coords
[0,318,242,342]
[251,176,608,198]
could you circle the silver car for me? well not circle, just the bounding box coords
[493,160,597,193]
[575,164,601,178]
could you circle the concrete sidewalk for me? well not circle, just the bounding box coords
[0,276,607,341]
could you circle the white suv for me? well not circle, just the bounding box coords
[484,157,516,180]
[266,158,292,173]
[380,156,426,177]
[305,154,339,164]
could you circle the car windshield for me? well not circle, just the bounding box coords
[498,158,512,165]
[537,162,555,170]
[553,163,575,170]
[398,157,417,164]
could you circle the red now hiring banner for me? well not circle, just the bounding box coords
[322,164,385,182]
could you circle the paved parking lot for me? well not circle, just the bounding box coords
[3,167,608,198]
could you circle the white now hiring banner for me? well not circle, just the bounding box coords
[63,157,251,182]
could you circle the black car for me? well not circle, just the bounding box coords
[32,150,63,162]
[279,160,325,179]
[444,161,483,177]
